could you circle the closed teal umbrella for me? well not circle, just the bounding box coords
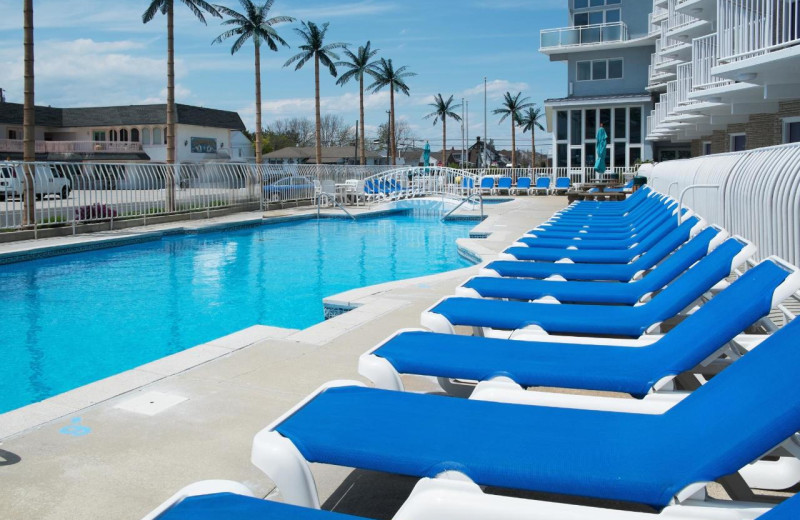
[423,141,431,166]
[594,124,607,179]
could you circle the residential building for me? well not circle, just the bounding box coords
[264,145,383,165]
[646,0,800,157]
[540,0,657,170]
[0,100,253,163]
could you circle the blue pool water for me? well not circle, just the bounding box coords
[0,210,476,413]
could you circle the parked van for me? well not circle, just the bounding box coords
[0,162,72,201]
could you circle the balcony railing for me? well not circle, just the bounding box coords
[661,20,687,51]
[692,33,734,90]
[0,140,143,154]
[676,63,699,106]
[540,22,628,50]
[667,0,696,31]
[719,0,800,63]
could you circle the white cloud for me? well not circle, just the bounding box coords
[461,79,530,100]
[282,1,399,19]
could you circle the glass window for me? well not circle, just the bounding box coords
[785,121,800,143]
[608,59,623,79]
[93,131,106,141]
[571,110,583,145]
[574,0,588,8]
[703,142,712,155]
[607,0,621,4]
[605,8,621,23]
[570,147,583,168]
[557,144,568,167]
[585,109,597,140]
[614,142,626,167]
[120,128,129,141]
[109,129,118,142]
[629,107,642,144]
[629,147,642,165]
[153,127,162,145]
[600,109,612,139]
[592,60,607,80]
[588,11,604,24]
[731,134,746,152]
[589,0,604,6]
[614,108,626,139]
[557,111,568,141]
[577,61,591,81]
[131,128,140,142]
[574,12,589,26]
[142,128,150,145]
[8,129,18,140]
[585,142,596,167]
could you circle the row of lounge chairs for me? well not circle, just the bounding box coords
[145,186,800,519]
[478,175,572,196]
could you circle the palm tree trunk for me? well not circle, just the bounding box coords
[314,54,322,165]
[442,119,446,169]
[165,4,176,211]
[359,75,366,166]
[22,0,35,226]
[254,43,262,164]
[511,121,516,168]
[390,88,396,166]
[531,131,535,169]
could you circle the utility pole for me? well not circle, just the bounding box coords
[461,98,465,169]
[483,77,488,170]
[466,100,469,167]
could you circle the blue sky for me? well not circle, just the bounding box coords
[0,0,571,153]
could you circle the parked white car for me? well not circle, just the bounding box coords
[0,162,72,201]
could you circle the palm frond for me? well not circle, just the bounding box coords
[142,0,164,23]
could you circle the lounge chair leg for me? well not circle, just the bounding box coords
[717,473,766,503]
[358,354,405,391]
[437,377,474,398]
[251,430,320,509]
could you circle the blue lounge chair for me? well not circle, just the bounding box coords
[511,176,533,195]
[477,177,493,194]
[361,257,800,397]
[553,176,570,194]
[500,212,697,264]
[423,237,755,337]
[146,478,795,519]
[254,316,800,509]
[482,216,705,282]
[493,176,513,195]
[460,227,728,304]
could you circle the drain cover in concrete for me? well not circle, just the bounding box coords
[114,391,187,416]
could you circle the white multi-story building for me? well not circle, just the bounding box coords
[540,0,658,173]
[647,0,800,157]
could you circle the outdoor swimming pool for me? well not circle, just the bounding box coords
[0,209,477,413]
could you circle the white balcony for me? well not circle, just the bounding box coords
[0,139,143,154]
[713,0,800,85]
[676,0,716,23]
[660,21,693,61]
[666,0,712,41]
[540,22,629,53]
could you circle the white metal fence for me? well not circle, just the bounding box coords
[648,142,800,266]
[1,162,617,232]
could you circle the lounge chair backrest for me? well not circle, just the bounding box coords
[462,177,475,189]
[535,177,550,189]
[635,226,720,292]
[632,216,701,271]
[517,177,532,189]
[664,296,800,495]
[480,177,494,189]
[498,177,512,188]
[644,258,794,396]
[555,177,570,189]
[365,179,378,194]
[641,237,749,324]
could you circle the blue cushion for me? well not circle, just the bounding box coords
[156,493,366,519]
[379,260,788,396]
[761,494,800,519]
[464,228,718,304]
[277,317,800,508]
[434,238,744,336]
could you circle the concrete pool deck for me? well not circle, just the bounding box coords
[1,195,569,519]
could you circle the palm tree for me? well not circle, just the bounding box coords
[493,92,533,168]
[424,94,461,169]
[22,0,35,225]
[284,21,347,165]
[143,0,221,165]
[335,41,379,165]
[212,0,294,165]
[518,105,545,168]
[143,0,220,211]
[368,58,415,165]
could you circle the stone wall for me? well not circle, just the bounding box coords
[690,100,800,155]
